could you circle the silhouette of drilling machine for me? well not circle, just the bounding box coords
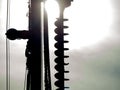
[6,0,73,90]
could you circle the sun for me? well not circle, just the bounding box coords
[10,0,114,50]
[46,0,114,50]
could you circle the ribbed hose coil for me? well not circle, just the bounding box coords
[54,18,69,90]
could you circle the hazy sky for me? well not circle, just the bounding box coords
[0,0,120,90]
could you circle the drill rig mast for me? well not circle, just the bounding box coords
[6,0,73,90]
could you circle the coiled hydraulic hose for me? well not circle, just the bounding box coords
[54,0,73,89]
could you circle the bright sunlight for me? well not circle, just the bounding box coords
[10,0,114,50]
[46,0,114,50]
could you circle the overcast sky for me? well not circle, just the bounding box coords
[0,0,120,90]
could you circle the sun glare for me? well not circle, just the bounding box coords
[46,0,114,50]
[10,0,114,50]
[67,0,114,49]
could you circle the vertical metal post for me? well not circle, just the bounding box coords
[28,0,42,90]
[43,3,52,90]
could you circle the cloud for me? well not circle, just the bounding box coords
[68,45,120,90]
